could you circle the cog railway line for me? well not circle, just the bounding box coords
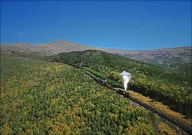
[82,70,192,135]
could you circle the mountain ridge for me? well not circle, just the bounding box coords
[1,40,191,75]
[1,40,190,52]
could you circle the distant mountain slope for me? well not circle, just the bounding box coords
[105,46,192,68]
[1,41,190,61]
[106,46,191,63]
[1,40,191,77]
[106,46,191,76]
[0,40,99,55]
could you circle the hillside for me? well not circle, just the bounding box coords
[48,50,192,119]
[0,41,98,55]
[106,46,192,77]
[0,54,182,134]
[1,41,191,77]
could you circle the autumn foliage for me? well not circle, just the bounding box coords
[48,50,192,118]
[0,55,181,134]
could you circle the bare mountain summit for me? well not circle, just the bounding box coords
[1,40,99,55]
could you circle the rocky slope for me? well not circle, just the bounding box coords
[0,40,98,55]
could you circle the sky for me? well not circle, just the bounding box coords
[1,1,191,50]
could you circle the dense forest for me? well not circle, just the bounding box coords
[0,54,181,134]
[48,50,192,118]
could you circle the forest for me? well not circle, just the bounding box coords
[48,50,192,118]
[0,54,181,134]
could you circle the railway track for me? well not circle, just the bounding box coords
[82,70,192,135]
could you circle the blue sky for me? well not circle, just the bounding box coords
[1,1,191,50]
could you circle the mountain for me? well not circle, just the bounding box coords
[0,40,99,55]
[1,40,191,76]
[106,46,192,78]
[106,46,191,70]
[1,41,191,61]
[106,46,191,64]
[1,41,191,133]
